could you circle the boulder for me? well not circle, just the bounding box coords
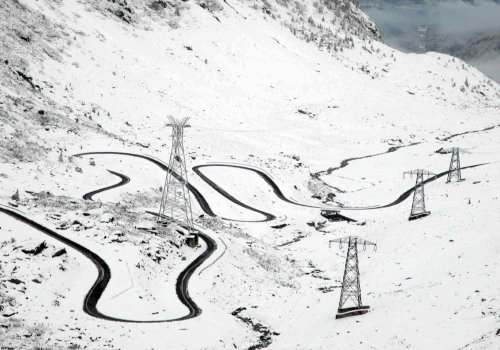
[99,213,114,223]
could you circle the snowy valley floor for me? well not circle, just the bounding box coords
[1,125,499,350]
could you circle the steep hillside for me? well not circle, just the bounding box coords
[1,0,499,349]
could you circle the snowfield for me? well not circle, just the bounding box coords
[0,0,499,349]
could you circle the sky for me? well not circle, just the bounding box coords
[359,0,500,81]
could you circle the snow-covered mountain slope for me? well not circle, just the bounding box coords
[1,0,499,349]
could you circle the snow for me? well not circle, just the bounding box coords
[1,0,499,349]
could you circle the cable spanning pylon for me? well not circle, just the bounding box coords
[329,236,377,319]
[158,116,198,247]
[445,147,464,183]
[404,169,435,221]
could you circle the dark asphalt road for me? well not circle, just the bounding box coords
[193,163,487,211]
[1,181,216,323]
[83,170,130,201]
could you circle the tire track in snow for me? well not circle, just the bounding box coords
[197,235,228,276]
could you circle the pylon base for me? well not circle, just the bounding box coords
[336,306,370,319]
[185,233,198,248]
[409,211,431,221]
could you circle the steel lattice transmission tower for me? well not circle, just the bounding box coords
[418,26,428,53]
[445,147,464,183]
[404,169,435,221]
[158,116,198,247]
[329,236,377,319]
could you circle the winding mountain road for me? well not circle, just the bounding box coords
[75,152,275,222]
[83,170,130,201]
[74,151,216,217]
[75,151,487,222]
[84,230,215,323]
[193,162,487,211]
[1,197,216,323]
[2,146,487,325]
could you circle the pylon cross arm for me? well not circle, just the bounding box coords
[167,116,191,127]
[403,169,435,178]
[330,236,376,247]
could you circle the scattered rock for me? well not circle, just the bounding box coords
[99,213,114,223]
[318,286,339,293]
[11,189,20,201]
[22,241,48,255]
[277,232,307,247]
[271,223,288,229]
[3,309,17,318]
[320,210,356,223]
[52,248,66,258]
[56,223,69,230]
[8,278,24,285]
[306,269,330,280]
[297,109,317,119]
[16,70,41,91]
[435,147,451,154]
[325,193,336,202]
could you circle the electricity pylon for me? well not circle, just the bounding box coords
[329,236,377,319]
[445,147,464,183]
[418,26,428,52]
[404,169,435,221]
[158,116,197,247]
